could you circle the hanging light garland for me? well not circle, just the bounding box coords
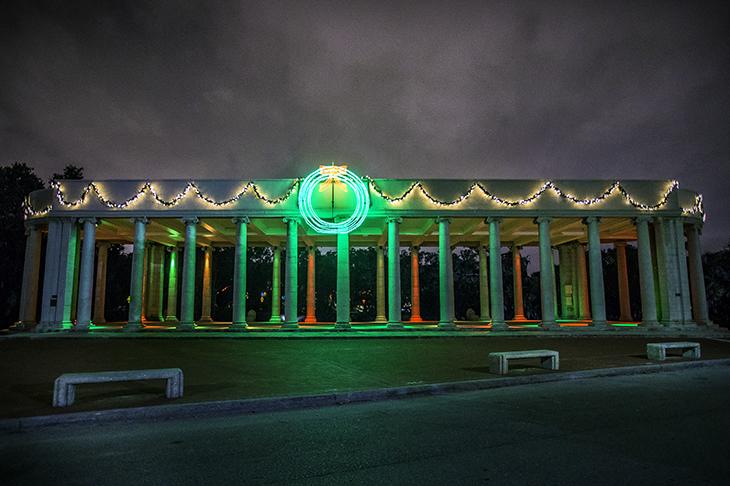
[22,175,702,219]
[365,177,681,211]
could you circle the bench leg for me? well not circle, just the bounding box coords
[541,355,559,371]
[166,373,184,399]
[647,347,666,361]
[53,381,76,407]
[490,355,508,375]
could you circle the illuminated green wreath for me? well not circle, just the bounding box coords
[298,165,370,234]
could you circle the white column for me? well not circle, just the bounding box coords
[75,218,97,330]
[387,217,403,329]
[487,217,507,330]
[584,217,608,328]
[536,217,557,329]
[125,217,148,331]
[283,218,299,329]
[199,246,213,323]
[17,223,42,329]
[335,232,351,329]
[437,218,455,329]
[230,217,250,330]
[177,217,198,331]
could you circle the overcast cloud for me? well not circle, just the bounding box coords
[1,0,728,248]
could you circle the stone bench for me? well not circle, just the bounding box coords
[646,342,701,361]
[489,350,559,375]
[53,368,184,407]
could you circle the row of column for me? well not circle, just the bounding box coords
[22,214,711,331]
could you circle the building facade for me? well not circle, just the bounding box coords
[17,166,709,332]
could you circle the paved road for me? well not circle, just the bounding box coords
[2,366,729,485]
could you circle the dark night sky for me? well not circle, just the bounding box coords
[1,1,728,249]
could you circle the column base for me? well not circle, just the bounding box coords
[438,321,456,330]
[334,322,351,330]
[387,322,404,329]
[35,321,69,333]
[198,316,213,323]
[268,318,282,324]
[303,316,317,323]
[374,316,387,323]
[228,322,248,331]
[490,320,509,331]
[541,320,561,330]
[513,315,527,321]
[73,323,90,332]
[176,321,196,331]
[281,322,299,329]
[640,321,661,330]
[409,316,423,323]
[10,321,35,332]
[591,320,611,330]
[93,318,107,325]
[124,321,144,332]
[164,316,179,323]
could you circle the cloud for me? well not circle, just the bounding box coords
[1,0,728,248]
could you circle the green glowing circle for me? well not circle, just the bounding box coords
[298,167,370,234]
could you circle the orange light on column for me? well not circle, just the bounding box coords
[410,246,422,322]
[304,246,317,323]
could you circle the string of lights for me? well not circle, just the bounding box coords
[365,177,681,211]
[22,176,702,219]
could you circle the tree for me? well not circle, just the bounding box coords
[0,163,44,328]
[704,242,730,328]
[51,165,84,181]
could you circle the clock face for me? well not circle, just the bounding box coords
[298,165,370,234]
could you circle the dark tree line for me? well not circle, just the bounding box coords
[1,162,728,328]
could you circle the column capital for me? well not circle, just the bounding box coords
[181,217,199,225]
[167,245,180,253]
[410,244,420,252]
[511,242,522,251]
[435,217,451,224]
[485,217,502,224]
[79,217,98,225]
[97,241,111,249]
[282,216,301,225]
[307,245,316,253]
[232,216,250,225]
[614,241,628,248]
[633,215,653,224]
[582,216,601,225]
[386,216,403,224]
[202,245,212,253]
[132,217,149,225]
[533,216,552,224]
[23,220,42,233]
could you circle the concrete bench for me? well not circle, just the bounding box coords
[489,350,559,375]
[646,342,701,361]
[53,368,184,407]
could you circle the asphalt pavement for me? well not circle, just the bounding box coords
[2,365,728,485]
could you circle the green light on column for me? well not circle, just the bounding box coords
[298,165,369,234]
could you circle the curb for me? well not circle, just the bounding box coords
[2,358,729,432]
